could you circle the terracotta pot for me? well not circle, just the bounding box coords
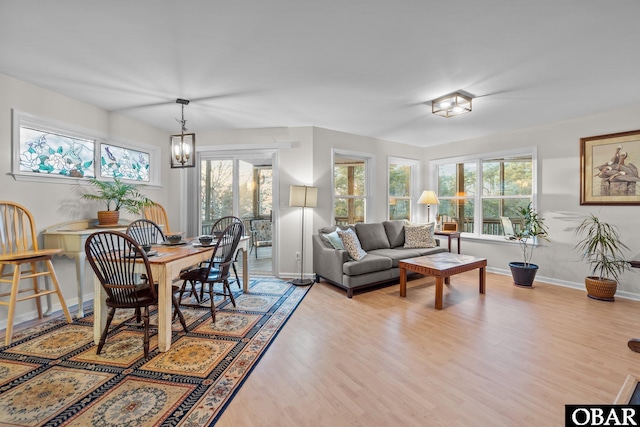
[97,210,120,226]
[585,276,617,301]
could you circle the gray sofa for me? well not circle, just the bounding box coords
[313,220,447,297]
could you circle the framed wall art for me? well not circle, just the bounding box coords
[580,129,640,205]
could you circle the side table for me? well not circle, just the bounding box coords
[434,230,461,254]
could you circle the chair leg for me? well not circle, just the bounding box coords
[30,261,43,319]
[45,259,72,323]
[207,281,216,322]
[224,279,236,307]
[172,295,188,332]
[232,262,241,289]
[142,306,150,359]
[5,268,21,346]
[190,280,201,303]
[97,307,116,355]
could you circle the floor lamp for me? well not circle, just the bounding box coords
[417,190,439,223]
[290,185,318,286]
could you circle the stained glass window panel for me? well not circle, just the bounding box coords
[19,126,95,178]
[100,144,150,182]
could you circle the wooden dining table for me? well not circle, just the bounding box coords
[93,238,248,352]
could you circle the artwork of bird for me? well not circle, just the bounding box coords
[595,145,622,172]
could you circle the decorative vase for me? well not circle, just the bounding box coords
[585,276,617,301]
[508,262,539,288]
[97,210,120,226]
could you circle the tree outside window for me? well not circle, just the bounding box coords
[436,153,533,236]
[334,157,366,225]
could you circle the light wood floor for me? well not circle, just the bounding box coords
[216,272,640,427]
[5,272,640,426]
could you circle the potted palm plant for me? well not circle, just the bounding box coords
[508,203,550,287]
[574,214,630,301]
[81,177,152,226]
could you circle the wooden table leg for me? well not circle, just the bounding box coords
[157,269,172,353]
[435,277,444,309]
[479,266,486,294]
[400,266,407,297]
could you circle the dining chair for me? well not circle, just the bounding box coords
[143,202,171,234]
[177,221,244,322]
[207,216,243,287]
[85,231,187,358]
[0,201,73,345]
[126,219,166,246]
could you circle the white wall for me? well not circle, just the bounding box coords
[0,73,171,328]
[190,126,315,279]
[422,105,640,298]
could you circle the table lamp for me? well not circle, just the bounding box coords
[417,190,439,223]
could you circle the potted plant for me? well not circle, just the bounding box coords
[574,214,630,301]
[508,203,550,287]
[81,177,152,226]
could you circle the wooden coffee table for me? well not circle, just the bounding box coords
[399,252,487,309]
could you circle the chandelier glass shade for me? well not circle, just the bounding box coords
[170,98,196,168]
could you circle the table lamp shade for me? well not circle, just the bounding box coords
[290,185,318,208]
[417,190,439,205]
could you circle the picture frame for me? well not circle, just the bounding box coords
[580,129,640,205]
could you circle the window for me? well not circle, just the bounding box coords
[100,143,150,182]
[12,110,160,185]
[333,153,370,225]
[388,157,420,221]
[432,148,536,237]
[16,117,96,180]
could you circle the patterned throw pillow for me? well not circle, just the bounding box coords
[338,228,367,261]
[404,223,436,249]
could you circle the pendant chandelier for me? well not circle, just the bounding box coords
[170,98,196,168]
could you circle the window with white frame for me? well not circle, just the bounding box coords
[12,110,160,185]
[388,157,419,221]
[333,153,369,225]
[432,148,536,237]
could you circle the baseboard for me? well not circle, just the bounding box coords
[0,292,91,332]
[488,267,640,301]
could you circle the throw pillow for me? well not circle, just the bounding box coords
[338,228,367,261]
[404,223,436,249]
[322,227,345,250]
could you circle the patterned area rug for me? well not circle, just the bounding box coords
[0,277,310,426]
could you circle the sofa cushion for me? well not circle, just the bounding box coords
[338,228,367,261]
[404,223,436,248]
[355,223,391,251]
[343,254,392,276]
[318,225,352,235]
[321,227,345,250]
[382,220,407,248]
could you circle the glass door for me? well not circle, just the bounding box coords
[200,156,273,276]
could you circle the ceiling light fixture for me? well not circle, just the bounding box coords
[170,98,196,168]
[432,91,472,118]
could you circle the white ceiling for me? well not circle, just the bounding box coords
[2,1,640,148]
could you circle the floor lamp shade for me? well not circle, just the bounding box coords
[290,186,318,208]
[289,185,318,286]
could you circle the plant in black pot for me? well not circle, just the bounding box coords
[574,214,630,301]
[81,177,152,226]
[508,203,550,287]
